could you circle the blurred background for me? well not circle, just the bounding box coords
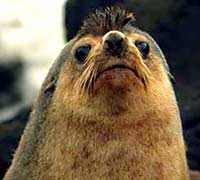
[0,0,199,178]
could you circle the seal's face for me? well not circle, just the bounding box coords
[72,31,151,95]
[57,7,173,113]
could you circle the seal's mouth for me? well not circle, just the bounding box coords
[96,64,139,80]
[74,59,150,97]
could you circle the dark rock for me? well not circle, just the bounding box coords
[0,58,24,108]
[0,107,30,179]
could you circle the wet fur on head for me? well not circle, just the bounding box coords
[79,6,135,36]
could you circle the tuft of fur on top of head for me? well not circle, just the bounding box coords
[79,6,135,36]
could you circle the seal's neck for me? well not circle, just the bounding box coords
[38,103,189,180]
[30,74,189,179]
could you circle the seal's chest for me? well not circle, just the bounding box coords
[55,139,182,180]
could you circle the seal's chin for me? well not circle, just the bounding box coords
[94,65,138,93]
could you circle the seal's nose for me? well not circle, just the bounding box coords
[104,31,125,56]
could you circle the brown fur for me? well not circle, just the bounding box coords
[4,7,191,180]
[79,6,135,36]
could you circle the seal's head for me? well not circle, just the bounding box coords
[55,7,174,116]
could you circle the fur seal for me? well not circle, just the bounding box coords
[4,7,190,180]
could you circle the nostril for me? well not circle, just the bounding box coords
[105,39,114,50]
[104,33,124,56]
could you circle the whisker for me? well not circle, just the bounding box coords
[128,47,152,87]
[74,54,100,98]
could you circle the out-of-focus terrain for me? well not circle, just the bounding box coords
[0,0,65,177]
[0,0,200,178]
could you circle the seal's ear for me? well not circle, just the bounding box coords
[38,38,77,113]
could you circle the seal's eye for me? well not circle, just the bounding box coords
[135,41,149,59]
[75,45,91,63]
